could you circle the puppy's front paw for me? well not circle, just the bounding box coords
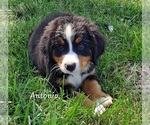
[94,96,113,115]
[94,104,106,115]
[97,96,113,108]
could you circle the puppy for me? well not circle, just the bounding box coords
[29,13,112,114]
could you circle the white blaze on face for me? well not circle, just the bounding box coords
[60,24,82,89]
[65,24,73,45]
[61,24,80,74]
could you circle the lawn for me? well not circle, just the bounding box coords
[8,0,142,124]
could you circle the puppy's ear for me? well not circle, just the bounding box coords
[88,25,105,64]
[40,35,54,76]
[41,36,50,55]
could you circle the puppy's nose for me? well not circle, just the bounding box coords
[65,63,76,72]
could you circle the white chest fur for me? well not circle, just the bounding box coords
[67,73,82,89]
[67,73,90,90]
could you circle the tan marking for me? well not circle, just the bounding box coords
[58,37,65,45]
[78,55,92,71]
[81,80,108,101]
[75,36,82,44]
[52,52,64,69]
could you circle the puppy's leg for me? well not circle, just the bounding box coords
[81,78,113,114]
[74,91,95,107]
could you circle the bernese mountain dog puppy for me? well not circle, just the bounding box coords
[29,13,112,114]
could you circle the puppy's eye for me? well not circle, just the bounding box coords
[78,43,85,50]
[58,46,64,51]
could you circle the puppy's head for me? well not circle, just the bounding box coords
[41,15,105,75]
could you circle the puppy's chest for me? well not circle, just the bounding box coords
[67,73,89,89]
[55,68,94,90]
[67,74,82,89]
[55,73,85,89]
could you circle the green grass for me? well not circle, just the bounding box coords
[8,0,141,124]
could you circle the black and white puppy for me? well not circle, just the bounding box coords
[29,13,112,114]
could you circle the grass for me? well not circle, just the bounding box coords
[8,0,141,124]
